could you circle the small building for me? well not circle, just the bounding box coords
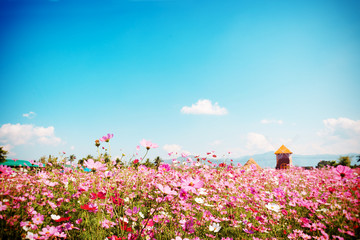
[275,145,292,169]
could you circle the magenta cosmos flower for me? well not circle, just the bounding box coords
[140,139,158,150]
[32,213,44,225]
[100,133,114,142]
[0,165,14,176]
[334,165,353,180]
[84,159,107,171]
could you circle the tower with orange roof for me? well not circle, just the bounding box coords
[275,145,293,169]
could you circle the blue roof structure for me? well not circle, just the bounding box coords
[0,159,41,167]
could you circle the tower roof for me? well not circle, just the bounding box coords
[274,145,292,154]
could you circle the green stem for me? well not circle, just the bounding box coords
[108,142,112,160]
[141,149,149,164]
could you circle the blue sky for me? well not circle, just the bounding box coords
[1,0,359,162]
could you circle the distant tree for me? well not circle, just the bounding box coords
[316,160,337,168]
[144,158,154,168]
[357,155,360,163]
[40,156,46,164]
[0,146,8,163]
[69,154,76,164]
[338,156,351,167]
[154,156,163,169]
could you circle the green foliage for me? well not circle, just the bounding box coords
[338,156,351,167]
[115,157,124,167]
[316,156,356,168]
[144,158,155,168]
[103,152,111,163]
[154,156,162,168]
[316,160,337,168]
[38,155,63,170]
[0,146,8,163]
[69,154,76,163]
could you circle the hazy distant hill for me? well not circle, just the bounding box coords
[232,152,359,168]
[163,152,359,168]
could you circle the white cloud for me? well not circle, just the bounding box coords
[261,119,283,125]
[70,146,75,150]
[181,99,228,115]
[314,117,360,154]
[318,117,360,138]
[22,111,37,119]
[246,133,274,154]
[0,123,62,147]
[163,144,182,153]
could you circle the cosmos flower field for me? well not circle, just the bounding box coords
[0,138,359,240]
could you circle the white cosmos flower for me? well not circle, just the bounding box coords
[51,214,60,220]
[160,211,170,217]
[25,232,38,240]
[198,188,207,195]
[204,203,214,207]
[139,212,145,218]
[209,222,221,232]
[195,197,204,204]
[265,203,281,213]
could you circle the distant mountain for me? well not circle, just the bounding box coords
[162,152,359,168]
[232,152,359,168]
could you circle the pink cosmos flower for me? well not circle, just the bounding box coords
[29,159,36,165]
[181,176,204,193]
[0,165,14,176]
[39,225,58,238]
[172,237,189,240]
[0,202,7,211]
[25,232,38,240]
[179,217,195,233]
[104,171,114,178]
[100,219,116,229]
[125,206,140,216]
[138,165,147,172]
[181,152,188,158]
[157,184,177,195]
[84,159,107,171]
[32,213,44,225]
[334,165,353,179]
[100,133,114,142]
[140,139,158,150]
